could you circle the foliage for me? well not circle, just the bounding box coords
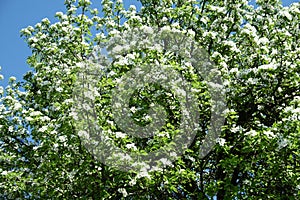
[0,0,299,199]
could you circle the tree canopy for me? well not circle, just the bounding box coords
[0,0,299,199]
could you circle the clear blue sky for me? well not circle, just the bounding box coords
[0,0,66,86]
[0,0,298,86]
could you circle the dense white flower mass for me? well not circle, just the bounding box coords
[0,0,299,198]
[280,9,293,20]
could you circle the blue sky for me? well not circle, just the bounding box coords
[0,0,298,86]
[0,0,66,85]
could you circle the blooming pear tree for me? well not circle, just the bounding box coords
[0,0,299,199]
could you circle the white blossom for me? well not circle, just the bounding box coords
[130,106,137,113]
[209,6,226,13]
[258,37,269,45]
[278,138,289,149]
[28,37,38,43]
[243,179,250,185]
[78,130,89,139]
[55,12,63,18]
[107,120,114,126]
[33,146,39,151]
[280,10,292,21]
[161,26,171,33]
[129,4,136,10]
[8,126,14,132]
[216,138,226,146]
[115,132,126,138]
[258,64,277,70]
[264,130,275,138]
[247,78,258,85]
[242,24,257,34]
[21,28,32,36]
[200,16,209,24]
[112,45,124,54]
[25,117,34,122]
[284,106,294,113]
[83,0,91,5]
[230,68,238,73]
[292,107,300,114]
[129,178,136,186]
[175,88,186,96]
[137,170,151,179]
[231,126,241,133]
[125,143,137,150]
[50,130,58,135]
[126,53,135,60]
[245,130,258,137]
[38,126,47,133]
[187,29,195,37]
[68,6,77,13]
[107,70,116,77]
[41,18,50,25]
[117,188,128,197]
[223,41,239,52]
[14,102,22,110]
[170,152,177,158]
[159,158,172,167]
[58,135,67,143]
[9,76,16,82]
[110,29,120,36]
[30,111,42,117]
[1,171,8,176]
[142,25,154,34]
[69,111,78,120]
